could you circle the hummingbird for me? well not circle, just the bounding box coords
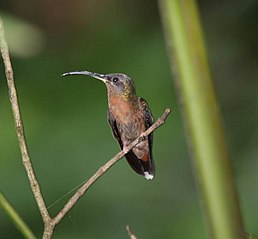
[62,70,155,180]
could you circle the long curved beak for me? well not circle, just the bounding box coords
[62,70,108,83]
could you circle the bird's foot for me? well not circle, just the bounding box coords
[138,135,147,143]
[123,146,130,154]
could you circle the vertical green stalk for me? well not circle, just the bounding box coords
[159,0,245,238]
[0,193,37,239]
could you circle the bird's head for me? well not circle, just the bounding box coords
[62,71,137,101]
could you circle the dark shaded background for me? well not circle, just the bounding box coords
[0,1,257,238]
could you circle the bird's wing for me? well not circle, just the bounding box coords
[139,97,155,175]
[139,97,154,147]
[107,110,123,149]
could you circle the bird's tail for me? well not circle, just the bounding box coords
[125,150,155,180]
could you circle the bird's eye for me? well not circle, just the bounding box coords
[112,77,119,83]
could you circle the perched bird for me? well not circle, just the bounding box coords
[62,70,155,180]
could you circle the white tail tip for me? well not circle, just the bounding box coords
[144,172,154,180]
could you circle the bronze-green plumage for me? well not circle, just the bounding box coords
[62,70,155,180]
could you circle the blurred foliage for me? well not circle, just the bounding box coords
[0,11,45,57]
[0,0,257,238]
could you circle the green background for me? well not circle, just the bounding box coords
[0,1,257,238]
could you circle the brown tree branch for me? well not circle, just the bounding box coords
[52,107,171,226]
[0,17,51,225]
[0,16,171,239]
[42,108,170,238]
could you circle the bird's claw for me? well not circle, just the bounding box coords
[138,135,146,143]
[123,146,130,154]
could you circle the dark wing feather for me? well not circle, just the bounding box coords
[139,98,155,175]
[107,110,123,148]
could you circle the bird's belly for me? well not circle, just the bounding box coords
[109,98,145,142]
[118,118,145,143]
[119,121,149,160]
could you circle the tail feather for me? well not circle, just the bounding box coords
[124,150,154,179]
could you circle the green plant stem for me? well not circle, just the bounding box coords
[159,0,245,238]
[0,193,37,239]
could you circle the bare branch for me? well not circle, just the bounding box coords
[0,17,50,224]
[53,107,171,225]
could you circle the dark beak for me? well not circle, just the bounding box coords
[62,70,108,83]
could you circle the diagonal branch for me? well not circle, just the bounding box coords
[53,108,171,225]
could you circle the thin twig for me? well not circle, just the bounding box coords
[126,225,138,239]
[0,17,51,224]
[53,108,171,225]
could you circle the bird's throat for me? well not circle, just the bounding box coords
[108,95,139,124]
